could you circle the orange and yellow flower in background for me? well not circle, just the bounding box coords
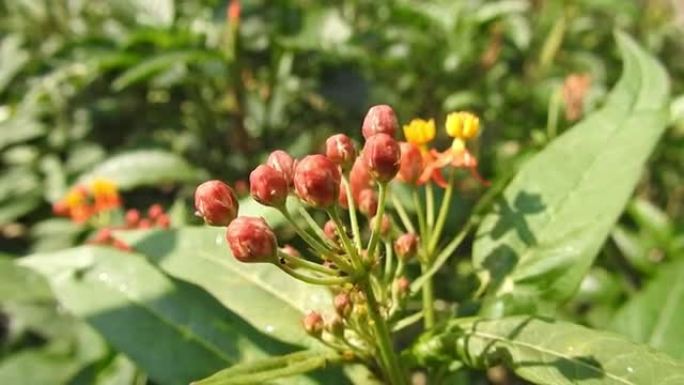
[53,178,121,223]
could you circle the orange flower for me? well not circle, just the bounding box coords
[54,178,121,223]
[403,112,487,188]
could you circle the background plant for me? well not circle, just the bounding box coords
[1,0,683,384]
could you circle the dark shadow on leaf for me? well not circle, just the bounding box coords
[488,191,545,247]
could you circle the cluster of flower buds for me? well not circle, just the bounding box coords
[87,228,132,252]
[194,104,485,377]
[124,204,171,229]
[53,178,121,223]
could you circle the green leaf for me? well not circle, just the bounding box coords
[111,50,218,91]
[0,258,52,302]
[415,316,684,385]
[76,150,207,190]
[116,227,334,348]
[611,260,684,359]
[472,32,670,314]
[21,246,303,385]
[0,35,30,93]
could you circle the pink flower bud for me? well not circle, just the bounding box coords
[195,180,239,226]
[156,214,171,229]
[280,244,301,258]
[293,155,341,208]
[326,134,356,170]
[362,133,400,183]
[370,214,392,238]
[349,157,372,203]
[249,164,289,208]
[334,293,352,317]
[138,218,152,229]
[397,142,424,184]
[226,216,277,263]
[266,150,295,187]
[125,209,141,228]
[147,204,164,220]
[358,188,378,217]
[395,276,410,296]
[394,233,419,261]
[302,311,324,337]
[362,105,398,139]
[324,220,338,240]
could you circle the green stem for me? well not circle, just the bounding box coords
[359,278,407,385]
[297,206,335,248]
[366,182,388,260]
[391,194,416,233]
[280,208,331,256]
[383,241,394,284]
[278,264,350,286]
[425,183,435,229]
[279,251,339,276]
[412,190,427,247]
[421,263,436,329]
[428,170,456,254]
[342,175,363,250]
[328,207,363,271]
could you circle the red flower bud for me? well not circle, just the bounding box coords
[156,214,171,229]
[362,133,400,183]
[358,188,378,217]
[125,209,141,228]
[333,293,352,317]
[370,214,392,238]
[249,164,289,208]
[397,142,424,184]
[349,157,372,203]
[147,204,164,220]
[226,216,278,263]
[195,180,239,226]
[324,220,338,241]
[293,155,341,208]
[326,134,356,170]
[394,233,418,261]
[138,219,152,229]
[302,311,324,337]
[266,150,295,187]
[362,104,398,139]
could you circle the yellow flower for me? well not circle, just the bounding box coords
[91,178,118,199]
[403,118,436,149]
[64,187,87,209]
[445,112,480,140]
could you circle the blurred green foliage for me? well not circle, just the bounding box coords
[1,0,683,384]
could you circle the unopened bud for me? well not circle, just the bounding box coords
[138,219,152,229]
[394,233,419,261]
[266,150,295,187]
[397,142,423,184]
[326,134,356,170]
[362,133,400,183]
[195,180,239,226]
[358,188,378,217]
[293,155,341,208]
[362,105,398,139]
[125,209,141,227]
[250,164,289,208]
[395,276,410,296]
[333,293,352,317]
[156,214,171,229]
[226,216,277,263]
[370,214,392,238]
[147,204,164,220]
[280,244,301,258]
[324,220,338,241]
[302,311,324,337]
[350,157,372,203]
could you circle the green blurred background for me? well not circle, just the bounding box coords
[1,0,683,383]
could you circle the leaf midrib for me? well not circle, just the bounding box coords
[468,329,634,385]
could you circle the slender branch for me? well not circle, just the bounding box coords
[425,183,435,229]
[421,262,436,328]
[279,250,340,276]
[366,182,387,260]
[391,194,416,233]
[297,206,335,248]
[342,175,363,250]
[428,170,456,254]
[328,207,363,271]
[279,208,331,256]
[278,264,351,286]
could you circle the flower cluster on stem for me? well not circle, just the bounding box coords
[195,105,485,384]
